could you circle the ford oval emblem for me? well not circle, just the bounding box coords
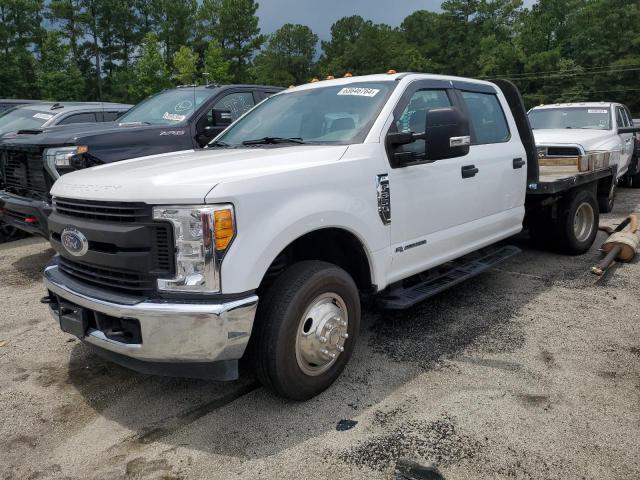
[61,227,89,257]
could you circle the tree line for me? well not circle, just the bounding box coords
[1,0,639,112]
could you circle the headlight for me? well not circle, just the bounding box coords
[153,204,236,293]
[44,145,88,178]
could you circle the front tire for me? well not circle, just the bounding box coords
[251,261,360,400]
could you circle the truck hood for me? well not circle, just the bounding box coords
[0,122,175,146]
[51,145,349,204]
[533,129,614,151]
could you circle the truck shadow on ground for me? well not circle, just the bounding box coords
[60,238,602,462]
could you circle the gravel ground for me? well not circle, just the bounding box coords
[1,188,639,480]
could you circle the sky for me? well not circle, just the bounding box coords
[257,0,538,39]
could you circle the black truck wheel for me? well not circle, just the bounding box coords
[251,260,360,400]
[555,189,599,255]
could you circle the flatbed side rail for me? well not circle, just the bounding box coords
[527,165,616,195]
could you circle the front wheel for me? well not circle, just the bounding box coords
[251,261,360,400]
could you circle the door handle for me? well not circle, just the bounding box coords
[513,157,526,169]
[461,165,479,178]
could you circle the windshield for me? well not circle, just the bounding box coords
[0,108,55,133]
[118,88,215,126]
[217,82,396,146]
[529,107,611,130]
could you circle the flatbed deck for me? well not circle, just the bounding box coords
[527,165,615,195]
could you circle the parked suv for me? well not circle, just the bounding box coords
[0,99,42,113]
[0,102,131,137]
[0,85,281,237]
[529,102,639,211]
[42,73,619,400]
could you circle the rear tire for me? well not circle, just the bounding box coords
[251,260,360,400]
[555,189,599,255]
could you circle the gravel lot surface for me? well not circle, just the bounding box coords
[1,188,639,480]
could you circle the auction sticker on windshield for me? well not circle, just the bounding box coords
[588,109,608,114]
[33,113,54,120]
[163,112,186,122]
[337,87,380,97]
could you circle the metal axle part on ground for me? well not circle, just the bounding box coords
[591,214,639,276]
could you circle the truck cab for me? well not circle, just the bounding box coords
[41,73,605,400]
[0,84,282,238]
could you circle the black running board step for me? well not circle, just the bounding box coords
[378,245,521,310]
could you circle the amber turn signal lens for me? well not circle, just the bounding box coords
[214,209,234,250]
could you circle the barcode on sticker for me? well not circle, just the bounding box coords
[588,109,608,114]
[337,87,380,97]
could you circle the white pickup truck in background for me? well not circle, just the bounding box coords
[529,102,639,212]
[41,73,623,400]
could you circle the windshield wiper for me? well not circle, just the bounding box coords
[208,140,230,148]
[242,136,305,145]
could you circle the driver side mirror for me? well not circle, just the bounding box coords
[387,107,470,167]
[212,109,233,128]
[618,126,640,134]
[424,107,470,161]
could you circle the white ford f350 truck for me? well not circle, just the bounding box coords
[42,73,620,400]
[529,102,639,213]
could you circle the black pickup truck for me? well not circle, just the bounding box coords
[0,84,282,237]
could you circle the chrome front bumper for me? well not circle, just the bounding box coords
[44,265,258,364]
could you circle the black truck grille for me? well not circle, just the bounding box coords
[50,198,175,296]
[53,198,150,222]
[58,257,157,294]
[545,147,581,157]
[0,147,50,199]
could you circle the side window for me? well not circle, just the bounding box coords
[624,107,633,127]
[395,89,451,154]
[211,92,255,122]
[461,91,510,144]
[615,107,628,128]
[57,112,97,125]
[102,111,121,122]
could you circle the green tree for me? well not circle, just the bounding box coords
[173,45,199,85]
[129,32,171,101]
[253,23,318,85]
[0,0,44,98]
[37,30,85,100]
[203,41,231,84]
[150,0,198,64]
[216,0,265,81]
[321,18,427,76]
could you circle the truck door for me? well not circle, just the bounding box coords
[455,86,526,221]
[385,83,475,280]
[385,81,526,283]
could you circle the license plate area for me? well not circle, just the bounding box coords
[58,300,92,338]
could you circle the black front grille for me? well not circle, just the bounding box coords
[50,198,175,296]
[58,257,157,295]
[0,147,50,199]
[546,147,581,157]
[53,197,150,222]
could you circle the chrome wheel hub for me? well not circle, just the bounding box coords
[295,293,348,376]
[574,202,594,242]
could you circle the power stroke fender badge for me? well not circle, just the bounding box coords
[60,227,89,257]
